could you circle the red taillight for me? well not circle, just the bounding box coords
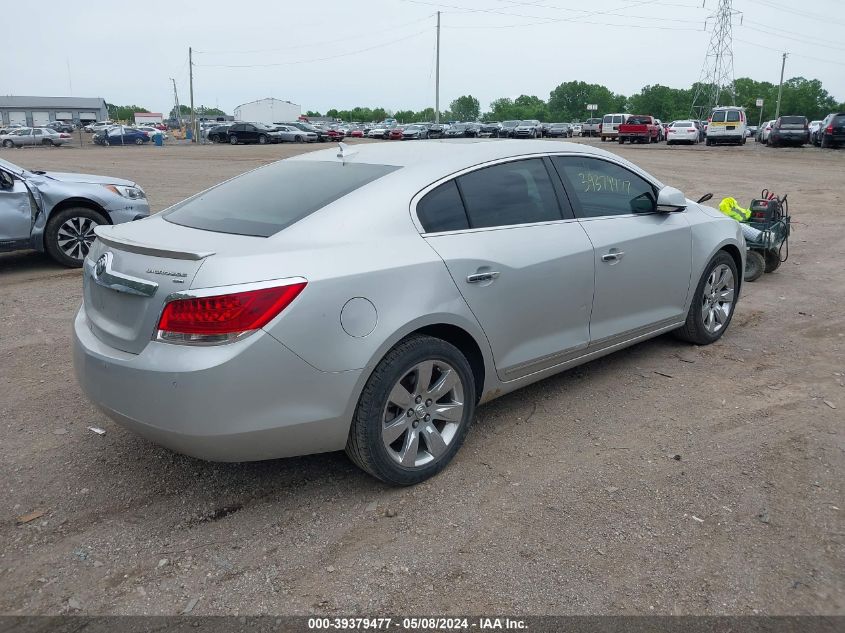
[827,124,834,133]
[156,282,306,343]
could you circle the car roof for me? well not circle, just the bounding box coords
[290,139,660,190]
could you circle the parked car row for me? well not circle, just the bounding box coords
[753,113,843,149]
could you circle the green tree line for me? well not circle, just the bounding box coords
[310,76,844,124]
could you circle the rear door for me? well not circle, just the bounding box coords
[551,155,692,344]
[418,157,595,380]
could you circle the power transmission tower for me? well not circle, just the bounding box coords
[690,0,741,119]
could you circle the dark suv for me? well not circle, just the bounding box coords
[815,112,845,148]
[768,116,809,147]
[226,123,281,145]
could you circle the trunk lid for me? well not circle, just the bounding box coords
[83,217,263,354]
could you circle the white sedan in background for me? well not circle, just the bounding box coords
[137,126,168,140]
[666,120,700,145]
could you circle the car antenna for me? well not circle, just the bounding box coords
[336,142,357,164]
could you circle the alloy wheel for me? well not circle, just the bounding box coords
[701,263,735,334]
[382,360,465,468]
[57,216,97,261]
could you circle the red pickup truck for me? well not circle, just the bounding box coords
[617,115,661,144]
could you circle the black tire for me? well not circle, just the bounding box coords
[229,135,238,145]
[42,139,54,146]
[764,250,782,273]
[294,135,302,143]
[821,135,830,149]
[744,250,765,282]
[618,137,624,144]
[705,138,712,146]
[345,334,476,486]
[258,134,268,145]
[135,137,144,145]
[674,251,739,345]
[2,139,13,148]
[44,207,107,268]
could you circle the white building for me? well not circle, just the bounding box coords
[234,98,300,124]
[134,112,163,125]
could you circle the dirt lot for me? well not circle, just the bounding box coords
[1,138,843,616]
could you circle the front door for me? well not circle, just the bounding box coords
[0,172,34,243]
[418,158,595,380]
[552,155,692,344]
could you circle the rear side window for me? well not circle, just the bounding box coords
[711,111,726,122]
[457,159,562,229]
[417,180,469,233]
[552,156,656,218]
[726,110,740,122]
[164,161,400,237]
[613,115,623,124]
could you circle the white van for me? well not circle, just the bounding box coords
[706,106,747,145]
[600,113,629,141]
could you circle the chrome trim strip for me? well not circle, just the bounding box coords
[85,252,158,297]
[501,317,684,378]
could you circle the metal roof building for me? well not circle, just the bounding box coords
[234,98,300,125]
[0,96,108,127]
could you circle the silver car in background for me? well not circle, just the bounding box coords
[73,140,744,485]
[0,157,148,266]
[1,127,73,148]
[274,125,319,143]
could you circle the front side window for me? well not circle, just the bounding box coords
[552,156,656,218]
[457,159,562,229]
[164,161,400,237]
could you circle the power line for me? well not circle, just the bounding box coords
[740,20,845,52]
[194,14,435,55]
[744,0,845,26]
[406,0,703,30]
[194,30,430,69]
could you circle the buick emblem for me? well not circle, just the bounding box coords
[94,253,110,278]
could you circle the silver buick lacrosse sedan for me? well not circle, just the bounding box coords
[73,140,744,485]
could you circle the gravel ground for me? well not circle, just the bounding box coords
[0,138,843,616]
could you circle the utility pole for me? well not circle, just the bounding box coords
[171,78,182,129]
[435,11,440,124]
[189,46,196,142]
[774,52,787,121]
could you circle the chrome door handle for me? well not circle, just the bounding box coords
[601,250,625,263]
[466,271,500,283]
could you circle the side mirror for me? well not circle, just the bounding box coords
[656,186,687,213]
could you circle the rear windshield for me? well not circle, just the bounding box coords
[779,116,806,127]
[164,161,400,237]
[613,115,623,123]
[674,121,693,127]
[711,111,726,122]
[626,116,651,124]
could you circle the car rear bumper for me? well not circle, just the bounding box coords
[73,306,361,462]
